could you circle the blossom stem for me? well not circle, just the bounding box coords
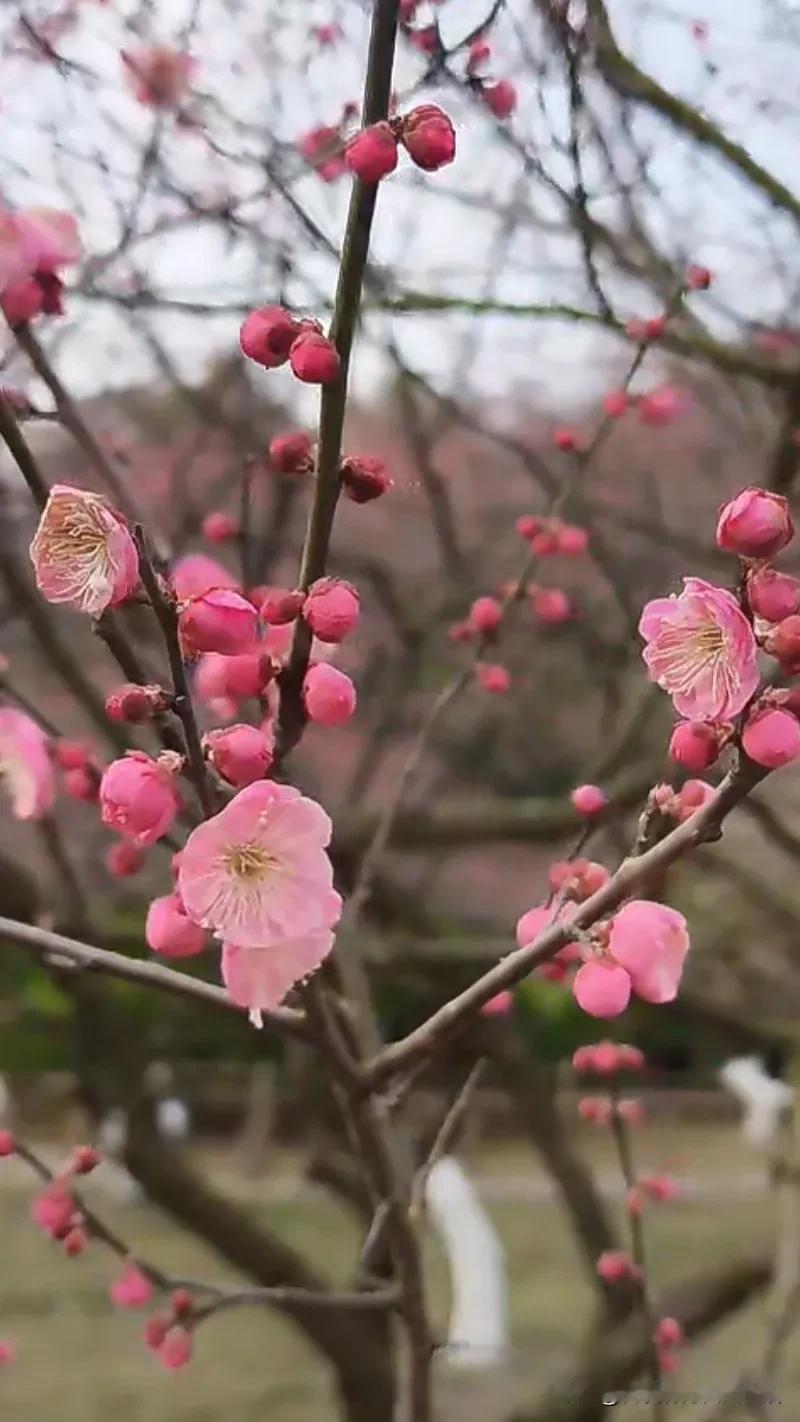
[608,1085,664,1414]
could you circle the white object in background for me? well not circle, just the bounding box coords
[425,1156,508,1369]
[719,1056,794,1147]
[97,1108,141,1204]
[157,1097,190,1141]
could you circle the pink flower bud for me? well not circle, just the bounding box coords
[555,523,589,555]
[467,39,491,74]
[0,1130,15,1157]
[575,1041,621,1075]
[531,587,571,624]
[289,331,341,384]
[345,122,399,183]
[747,568,800,622]
[480,79,517,119]
[106,841,145,877]
[55,740,90,770]
[470,596,503,632]
[603,389,629,418]
[480,990,513,1018]
[100,752,179,847]
[766,613,800,671]
[742,707,800,768]
[618,1044,645,1071]
[160,1326,193,1370]
[260,587,305,624]
[578,1096,613,1125]
[531,528,559,557]
[669,720,722,771]
[596,1250,635,1283]
[171,1288,193,1319]
[654,1316,684,1347]
[171,553,239,600]
[268,430,314,473]
[179,588,257,656]
[239,305,300,368]
[71,1145,101,1175]
[475,662,511,693]
[144,1316,170,1351]
[204,723,273,787]
[553,426,582,453]
[110,1263,154,1309]
[717,487,794,558]
[573,960,632,1018]
[571,784,607,817]
[31,1183,76,1238]
[676,778,714,822]
[400,104,456,171]
[640,1173,680,1203]
[516,514,542,539]
[303,663,357,725]
[0,1341,15,1366]
[686,264,712,290]
[64,766,99,802]
[64,1227,88,1257]
[303,577,360,643]
[626,1186,644,1216]
[146,893,205,958]
[105,683,167,724]
[339,454,393,503]
[202,511,239,543]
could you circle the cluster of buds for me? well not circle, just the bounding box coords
[667,489,800,774]
[572,1041,645,1075]
[22,1142,101,1259]
[240,306,341,385]
[143,1289,195,1370]
[105,682,170,724]
[516,515,589,558]
[54,739,102,803]
[345,104,456,183]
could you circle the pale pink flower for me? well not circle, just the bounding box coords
[608,901,690,1004]
[222,928,335,1025]
[639,577,759,721]
[30,485,139,617]
[100,752,180,847]
[178,780,341,950]
[0,708,54,820]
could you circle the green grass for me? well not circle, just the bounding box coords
[0,1128,795,1421]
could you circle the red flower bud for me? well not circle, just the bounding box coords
[289,330,341,384]
[766,613,800,670]
[105,684,167,724]
[260,587,306,624]
[480,79,517,119]
[345,122,398,183]
[400,104,456,171]
[339,454,393,503]
[669,720,723,771]
[747,567,800,622]
[742,707,800,768]
[239,305,300,368]
[268,430,314,474]
[202,511,239,543]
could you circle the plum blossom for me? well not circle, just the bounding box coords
[0,708,55,820]
[639,578,759,721]
[573,902,690,1018]
[178,782,341,1020]
[121,46,195,108]
[30,485,139,617]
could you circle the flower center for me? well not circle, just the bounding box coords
[222,841,278,882]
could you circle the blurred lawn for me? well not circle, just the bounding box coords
[0,1123,796,1422]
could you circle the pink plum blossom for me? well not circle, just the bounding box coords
[100,752,180,847]
[122,46,195,108]
[178,780,341,953]
[222,929,336,1025]
[639,578,759,721]
[0,708,54,820]
[30,485,139,617]
[608,901,690,1004]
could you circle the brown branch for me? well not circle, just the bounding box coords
[364,759,767,1088]
[0,916,308,1037]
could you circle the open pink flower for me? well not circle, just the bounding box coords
[178,780,341,950]
[222,929,336,1025]
[0,708,55,820]
[609,901,689,1003]
[639,578,759,721]
[30,485,139,617]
